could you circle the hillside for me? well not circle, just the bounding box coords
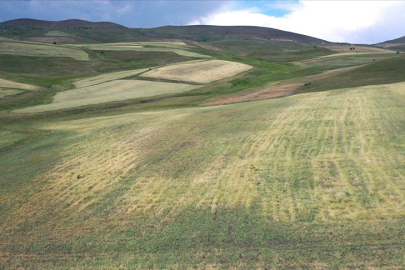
[0,19,329,45]
[375,35,405,51]
[1,19,405,269]
[0,18,148,43]
[138,25,329,44]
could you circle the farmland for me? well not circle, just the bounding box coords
[1,21,405,268]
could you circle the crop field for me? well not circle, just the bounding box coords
[72,68,149,88]
[141,60,253,83]
[0,41,89,60]
[14,79,201,113]
[81,42,212,58]
[2,80,405,268]
[0,78,38,98]
[0,78,38,91]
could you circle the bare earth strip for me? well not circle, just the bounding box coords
[141,60,253,83]
[72,68,149,88]
[0,41,89,60]
[14,80,200,113]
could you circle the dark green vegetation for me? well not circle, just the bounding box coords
[2,19,405,269]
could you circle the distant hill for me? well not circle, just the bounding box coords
[0,18,148,43]
[138,25,328,45]
[375,36,405,52]
[0,18,332,45]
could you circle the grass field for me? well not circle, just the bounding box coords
[81,42,212,58]
[0,41,89,60]
[2,34,405,268]
[141,60,252,83]
[14,79,201,113]
[2,81,405,268]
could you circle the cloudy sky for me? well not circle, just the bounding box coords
[1,0,405,44]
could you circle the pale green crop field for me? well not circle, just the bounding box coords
[14,79,201,113]
[0,41,89,60]
[2,81,405,268]
[45,31,72,37]
[0,88,23,98]
[72,68,149,88]
[81,42,212,58]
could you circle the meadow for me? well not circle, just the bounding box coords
[1,36,405,268]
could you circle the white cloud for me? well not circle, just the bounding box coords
[190,1,405,44]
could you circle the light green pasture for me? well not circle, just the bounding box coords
[2,81,405,268]
[81,42,212,58]
[0,41,89,60]
[14,80,200,113]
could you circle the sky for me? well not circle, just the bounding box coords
[1,0,405,44]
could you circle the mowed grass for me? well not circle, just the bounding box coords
[0,41,89,60]
[2,81,405,268]
[141,60,252,83]
[14,80,201,113]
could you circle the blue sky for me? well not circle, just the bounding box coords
[1,1,405,44]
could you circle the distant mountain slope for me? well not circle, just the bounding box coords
[0,18,148,43]
[138,25,328,45]
[0,18,330,45]
[375,35,405,51]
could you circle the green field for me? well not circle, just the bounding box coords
[1,35,405,268]
[0,41,89,60]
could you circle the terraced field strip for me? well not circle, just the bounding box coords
[72,68,149,88]
[82,42,211,58]
[141,59,253,83]
[14,80,201,113]
[0,41,89,60]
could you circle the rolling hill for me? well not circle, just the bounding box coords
[376,35,405,51]
[0,18,329,45]
[1,18,405,269]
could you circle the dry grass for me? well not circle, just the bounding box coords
[7,81,405,223]
[141,60,253,83]
[0,88,24,98]
[323,45,393,53]
[0,41,89,60]
[14,80,200,113]
[0,78,38,91]
[81,42,211,58]
[72,68,148,88]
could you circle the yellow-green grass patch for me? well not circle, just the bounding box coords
[0,130,25,150]
[3,81,405,267]
[14,80,201,113]
[45,31,72,37]
[8,81,405,223]
[141,59,253,83]
[0,78,38,91]
[0,88,24,98]
[72,68,149,88]
[81,42,211,58]
[0,41,89,60]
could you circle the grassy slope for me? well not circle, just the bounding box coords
[2,37,405,268]
[2,83,405,268]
